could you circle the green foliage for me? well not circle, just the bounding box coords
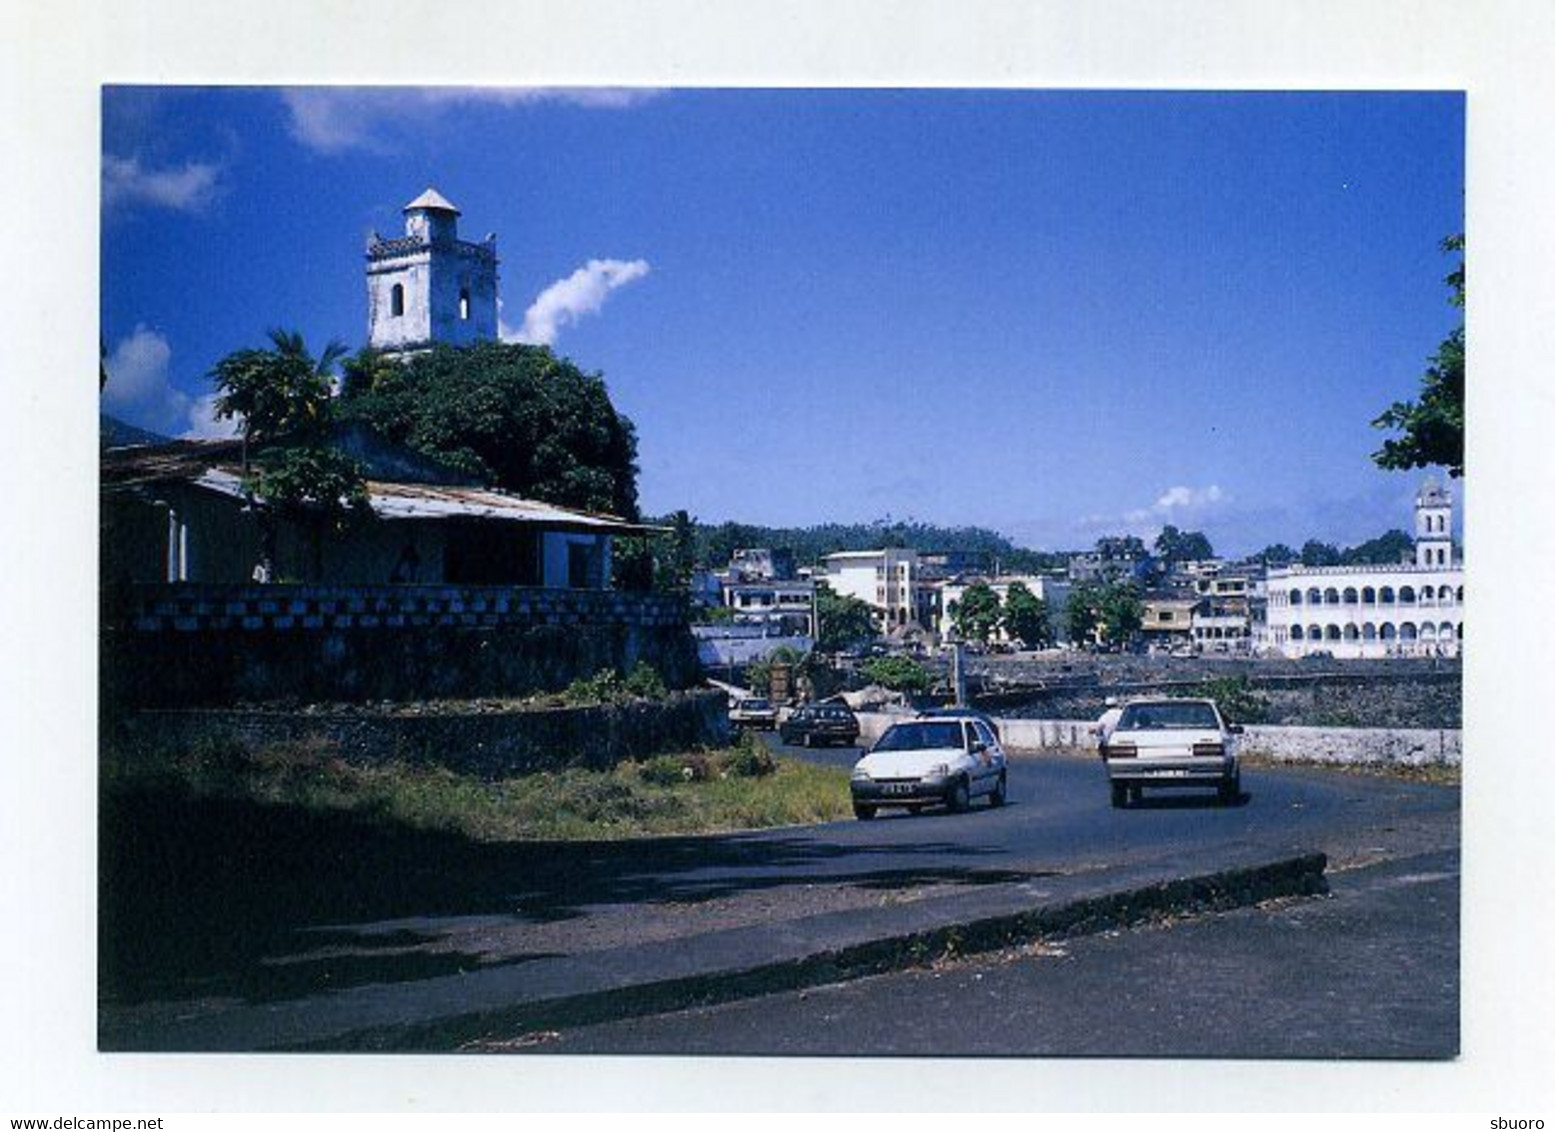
[1300,539,1343,568]
[1066,581,1143,648]
[1373,234,1465,478]
[339,340,640,519]
[694,604,737,625]
[247,444,370,524]
[859,655,932,694]
[1256,543,1298,567]
[746,645,810,697]
[814,583,877,652]
[1000,581,1051,648]
[1341,529,1415,566]
[562,662,668,706]
[1154,525,1214,564]
[951,581,1001,644]
[210,328,345,445]
[722,732,777,778]
[692,517,1063,572]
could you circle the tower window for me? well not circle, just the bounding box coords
[391,283,405,317]
[459,288,471,321]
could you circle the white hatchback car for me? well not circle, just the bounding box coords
[1099,697,1243,808]
[850,718,1008,820]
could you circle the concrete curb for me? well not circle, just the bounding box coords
[101,845,1326,1053]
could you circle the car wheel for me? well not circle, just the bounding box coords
[853,803,877,821]
[1128,785,1144,806]
[907,804,924,815]
[1219,776,1239,805]
[1110,782,1128,809]
[990,772,1007,808]
[947,777,970,813]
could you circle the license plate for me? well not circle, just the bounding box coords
[886,784,913,795]
[1154,769,1190,778]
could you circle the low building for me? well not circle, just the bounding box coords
[102,439,645,589]
[820,548,926,630]
[1140,594,1200,650]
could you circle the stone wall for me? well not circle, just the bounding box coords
[102,583,699,709]
[114,690,732,778]
[851,711,1461,768]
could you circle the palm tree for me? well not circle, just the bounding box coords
[209,328,347,469]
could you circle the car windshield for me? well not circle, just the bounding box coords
[1116,702,1220,731]
[874,721,964,751]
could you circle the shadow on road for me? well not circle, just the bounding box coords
[1124,791,1251,811]
[101,787,1031,1008]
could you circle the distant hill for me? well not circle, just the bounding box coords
[100,414,170,448]
[670,516,1069,572]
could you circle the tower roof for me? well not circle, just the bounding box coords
[403,188,461,215]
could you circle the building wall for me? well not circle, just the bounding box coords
[103,582,698,708]
[1265,564,1464,658]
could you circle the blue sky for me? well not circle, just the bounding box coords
[100,87,1464,555]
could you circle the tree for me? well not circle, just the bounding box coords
[950,581,1002,644]
[1372,234,1465,478]
[1155,525,1214,564]
[1341,529,1415,566]
[1095,535,1146,561]
[859,656,932,694]
[340,341,640,519]
[1256,543,1298,567]
[208,329,366,521]
[1299,540,1342,568]
[1098,582,1144,647]
[814,583,876,653]
[1066,581,1142,649]
[1001,582,1051,648]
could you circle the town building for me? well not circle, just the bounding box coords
[1264,480,1464,658]
[1140,594,1200,651]
[366,188,499,354]
[820,548,930,630]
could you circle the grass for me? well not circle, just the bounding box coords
[1239,752,1461,786]
[103,734,855,842]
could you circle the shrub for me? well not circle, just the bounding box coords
[859,655,932,694]
[1187,676,1270,725]
[562,662,670,706]
[623,661,668,700]
[721,732,777,778]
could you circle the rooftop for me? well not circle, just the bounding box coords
[404,187,460,214]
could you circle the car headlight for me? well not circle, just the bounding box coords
[851,766,872,780]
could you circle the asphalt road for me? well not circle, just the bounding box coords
[532,847,1460,1058]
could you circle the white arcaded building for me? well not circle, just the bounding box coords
[1265,480,1464,658]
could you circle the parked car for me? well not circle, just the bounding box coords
[916,706,1002,741]
[778,702,860,748]
[728,696,779,731]
[1099,697,1242,808]
[850,717,1008,820]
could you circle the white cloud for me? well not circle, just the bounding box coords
[503,258,651,346]
[1155,484,1224,511]
[182,394,240,440]
[281,87,661,154]
[103,154,221,213]
[100,326,238,439]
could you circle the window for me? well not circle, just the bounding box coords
[459,287,471,320]
[390,283,405,317]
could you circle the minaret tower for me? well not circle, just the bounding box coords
[1414,479,1454,568]
[366,188,499,354]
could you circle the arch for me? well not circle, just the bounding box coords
[1343,624,1359,641]
[1380,586,1396,604]
[1421,623,1437,642]
[1289,588,1303,606]
[1380,623,1398,641]
[1362,622,1378,641]
[1325,624,1342,641]
[1456,585,1464,602]
[390,283,405,317]
[459,287,471,321]
[1343,587,1359,604]
[1323,587,1340,605]
[1290,625,1305,641]
[1438,622,1455,641]
[1362,586,1376,604]
[1439,588,1454,607]
[1307,587,1322,605]
[1399,586,1416,604]
[1308,624,1323,642]
[1400,622,1418,642]
[1421,585,1435,603]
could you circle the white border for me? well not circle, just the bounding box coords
[4,0,1552,1113]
